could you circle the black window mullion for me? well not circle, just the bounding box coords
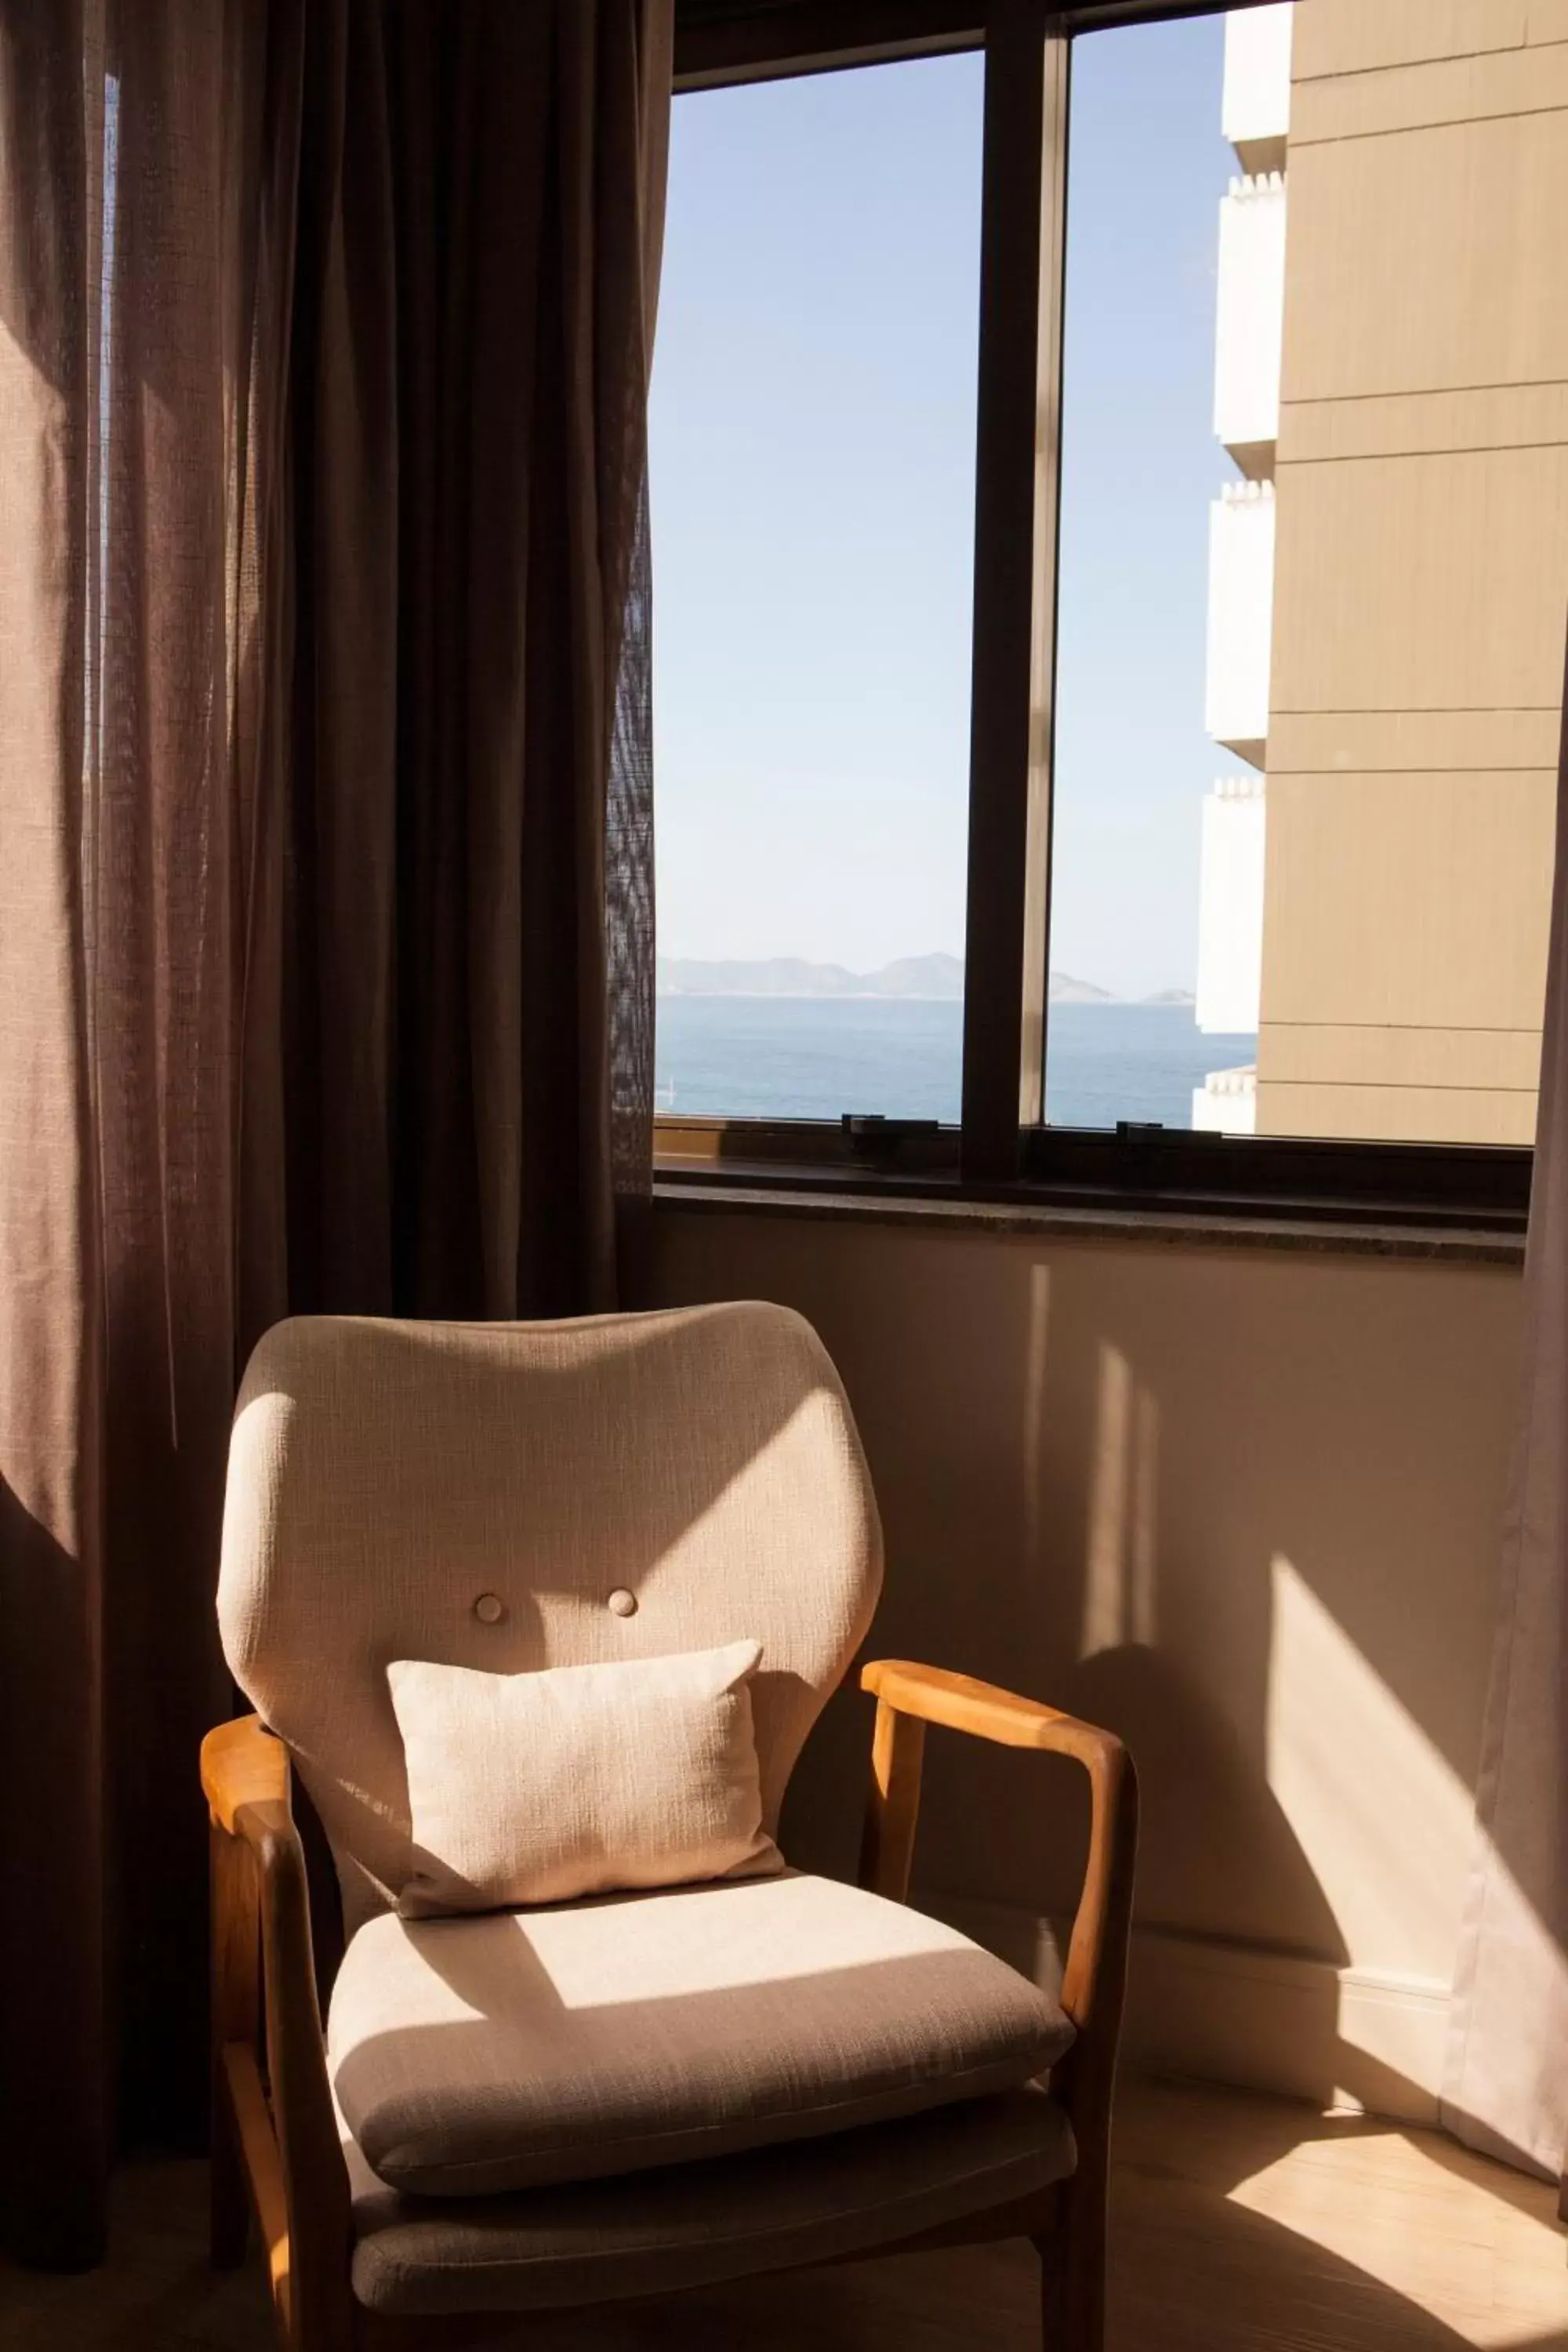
[960,2,1067,1181]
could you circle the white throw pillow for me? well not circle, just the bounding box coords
[387,1639,780,1916]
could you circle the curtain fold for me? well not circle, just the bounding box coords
[0,0,103,2273]
[1442,625,1568,2180]
[0,0,668,2267]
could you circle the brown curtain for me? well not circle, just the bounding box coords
[0,0,670,2268]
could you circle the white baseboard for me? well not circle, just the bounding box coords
[928,1891,1451,2127]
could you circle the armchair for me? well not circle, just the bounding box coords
[202,1305,1136,2351]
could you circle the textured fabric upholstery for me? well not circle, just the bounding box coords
[388,1640,779,1915]
[218,1305,881,1933]
[344,2083,1076,2314]
[328,1872,1073,2196]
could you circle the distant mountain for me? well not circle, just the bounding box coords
[658,957,857,998]
[867,953,965,999]
[1048,971,1115,1005]
[655,956,1190,1004]
[656,954,964,1000]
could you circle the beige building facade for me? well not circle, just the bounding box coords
[1203,0,1568,1145]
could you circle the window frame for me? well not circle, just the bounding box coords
[658,0,1537,1237]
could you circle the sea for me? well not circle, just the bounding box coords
[654,997,1256,1131]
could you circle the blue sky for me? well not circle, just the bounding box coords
[649,13,1238,999]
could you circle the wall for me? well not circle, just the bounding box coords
[644,1200,1523,2120]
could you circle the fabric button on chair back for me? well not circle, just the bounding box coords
[217,1302,884,1936]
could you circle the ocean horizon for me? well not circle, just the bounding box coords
[655,994,1254,1131]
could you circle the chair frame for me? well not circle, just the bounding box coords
[202,1659,1138,2352]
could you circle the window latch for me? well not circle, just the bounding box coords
[842,1114,940,1162]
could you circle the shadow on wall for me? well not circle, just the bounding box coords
[651,1212,1533,2133]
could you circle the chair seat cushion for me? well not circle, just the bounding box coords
[345,2083,1076,2314]
[328,1872,1074,2198]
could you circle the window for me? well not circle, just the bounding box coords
[1048,12,1258,1134]
[655,0,1552,1227]
[1051,1,1556,1155]
[650,53,982,1126]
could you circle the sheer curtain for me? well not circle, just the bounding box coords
[0,0,668,2267]
[1443,639,1568,2180]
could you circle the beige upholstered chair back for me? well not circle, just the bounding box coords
[218,1304,883,1933]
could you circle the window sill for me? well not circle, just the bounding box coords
[652,1176,1526,1265]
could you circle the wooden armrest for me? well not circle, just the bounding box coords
[201,1712,289,1836]
[204,1714,350,2343]
[858,1657,1138,2039]
[861,1659,1122,1771]
[858,1661,1136,2344]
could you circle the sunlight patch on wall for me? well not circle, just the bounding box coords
[1265,1554,1472,1980]
[1022,1260,1051,1571]
[1080,1342,1159,1658]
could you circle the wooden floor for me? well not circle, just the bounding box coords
[4,2077,1566,2351]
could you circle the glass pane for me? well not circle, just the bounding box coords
[1046,0,1557,1146]
[650,57,982,1123]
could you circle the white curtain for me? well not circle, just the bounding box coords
[1443,645,1568,2182]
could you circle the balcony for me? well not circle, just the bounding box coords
[1196,775,1265,1036]
[1214,172,1286,476]
[1222,1,1293,175]
[1204,481,1274,767]
[1192,1065,1257,1137]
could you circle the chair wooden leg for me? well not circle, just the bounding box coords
[210,1820,257,2270]
[1037,2150,1109,2352]
[210,2078,250,2270]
